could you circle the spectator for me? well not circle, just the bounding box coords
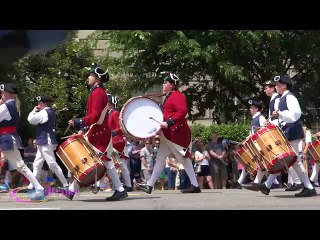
[194,138,214,189]
[165,155,179,190]
[128,140,142,187]
[177,162,191,190]
[207,132,228,189]
[23,138,37,169]
[140,139,154,182]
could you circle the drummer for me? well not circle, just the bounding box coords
[236,100,264,188]
[257,75,316,197]
[63,63,128,201]
[136,71,200,194]
[106,93,132,192]
[262,79,281,125]
[242,99,280,191]
[27,95,69,191]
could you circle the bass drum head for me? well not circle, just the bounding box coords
[120,97,163,139]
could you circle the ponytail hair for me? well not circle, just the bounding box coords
[15,95,21,116]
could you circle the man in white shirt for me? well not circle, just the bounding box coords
[0,83,45,200]
[258,75,316,197]
[27,95,69,191]
[237,100,267,188]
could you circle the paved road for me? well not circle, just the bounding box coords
[1,187,320,210]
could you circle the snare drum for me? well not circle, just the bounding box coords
[307,139,320,164]
[56,135,106,187]
[234,144,259,177]
[247,125,297,174]
[119,96,163,139]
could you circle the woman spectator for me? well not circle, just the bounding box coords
[195,139,214,189]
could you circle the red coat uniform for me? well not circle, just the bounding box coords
[74,84,111,160]
[162,90,191,150]
[108,108,128,158]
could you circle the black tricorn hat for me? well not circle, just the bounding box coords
[262,80,276,86]
[0,83,18,94]
[248,99,263,110]
[36,95,53,103]
[273,75,293,88]
[107,94,118,105]
[86,63,110,83]
[160,71,180,85]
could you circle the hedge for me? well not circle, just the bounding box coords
[190,123,250,143]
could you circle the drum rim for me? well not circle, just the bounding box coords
[267,152,297,174]
[310,139,320,148]
[58,134,83,150]
[119,95,162,139]
[249,124,277,142]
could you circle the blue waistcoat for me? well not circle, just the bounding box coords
[36,108,57,145]
[278,92,304,141]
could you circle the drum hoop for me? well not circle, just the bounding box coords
[250,125,277,142]
[308,142,320,162]
[311,139,320,148]
[119,96,162,139]
[58,134,83,150]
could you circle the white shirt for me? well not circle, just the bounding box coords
[278,90,301,125]
[27,107,56,146]
[0,99,15,122]
[269,93,280,126]
[269,93,280,117]
[298,130,312,152]
[27,107,50,125]
[251,112,266,135]
[194,150,209,166]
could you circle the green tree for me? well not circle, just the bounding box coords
[90,30,320,128]
[6,39,96,142]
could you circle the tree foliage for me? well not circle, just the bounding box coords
[90,30,320,128]
[4,39,96,141]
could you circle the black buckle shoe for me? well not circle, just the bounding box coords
[124,186,133,192]
[135,183,153,194]
[90,185,100,194]
[180,185,201,193]
[105,190,128,201]
[295,187,317,197]
[230,180,243,189]
[58,186,75,200]
[242,182,259,192]
[285,183,303,191]
[258,184,270,195]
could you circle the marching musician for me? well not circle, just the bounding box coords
[27,95,69,191]
[258,75,316,197]
[263,79,281,125]
[243,86,280,191]
[263,79,300,191]
[236,100,268,188]
[0,83,45,200]
[107,93,133,192]
[136,71,201,194]
[64,63,128,201]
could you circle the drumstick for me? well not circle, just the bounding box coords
[64,124,72,135]
[61,133,81,140]
[64,115,76,135]
[61,134,75,140]
[149,116,162,124]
